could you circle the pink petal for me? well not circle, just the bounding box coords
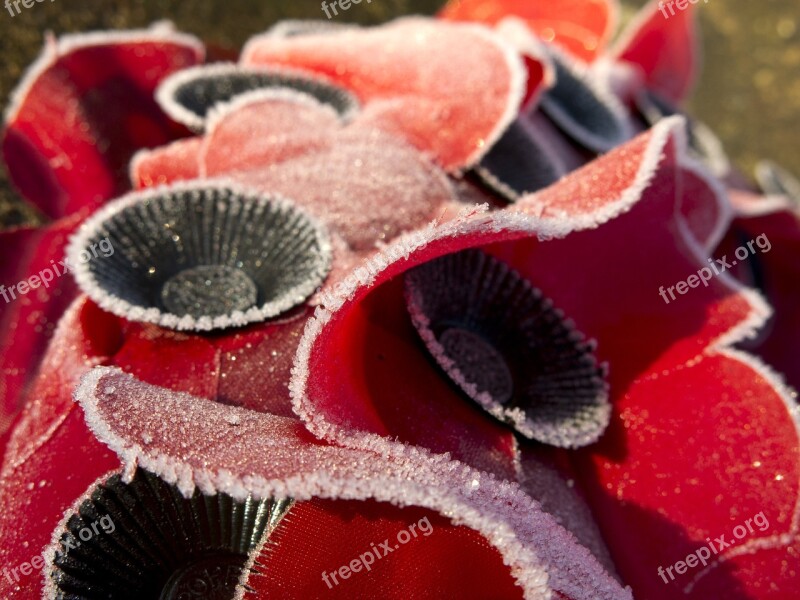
[3,24,203,218]
[203,94,459,252]
[130,137,203,188]
[612,0,698,103]
[201,90,341,175]
[241,17,526,173]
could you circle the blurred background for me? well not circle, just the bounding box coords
[0,0,797,227]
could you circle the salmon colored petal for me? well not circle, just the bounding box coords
[2,25,204,219]
[130,137,203,188]
[612,0,698,103]
[200,90,341,176]
[439,0,619,61]
[202,93,460,253]
[574,351,800,599]
[241,17,526,173]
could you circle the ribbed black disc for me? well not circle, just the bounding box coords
[405,249,610,448]
[49,469,292,600]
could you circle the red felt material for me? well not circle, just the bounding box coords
[241,18,532,172]
[131,137,202,187]
[0,215,83,437]
[575,353,799,599]
[613,0,698,103]
[246,498,524,599]
[3,32,203,218]
[722,204,800,393]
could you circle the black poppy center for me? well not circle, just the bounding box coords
[438,327,514,405]
[72,185,331,331]
[405,249,610,448]
[161,265,259,318]
[49,469,293,600]
[539,52,628,151]
[474,118,562,201]
[161,64,360,131]
[160,553,246,600]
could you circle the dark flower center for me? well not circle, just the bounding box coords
[70,184,331,331]
[405,249,610,448]
[439,327,515,405]
[160,265,259,318]
[49,469,292,600]
[160,64,359,131]
[474,118,563,201]
[539,50,629,152]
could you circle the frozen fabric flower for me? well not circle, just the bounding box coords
[0,297,629,600]
[0,4,797,600]
[0,24,204,437]
[435,1,638,200]
[292,118,800,599]
[132,88,463,256]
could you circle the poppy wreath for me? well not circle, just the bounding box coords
[0,1,798,599]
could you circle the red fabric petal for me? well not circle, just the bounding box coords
[295,118,757,476]
[130,137,202,188]
[612,0,698,103]
[201,91,341,174]
[0,299,122,598]
[199,94,460,253]
[0,215,84,436]
[245,498,523,599]
[574,352,800,599]
[0,412,119,598]
[439,0,618,61]
[3,26,203,218]
[212,308,313,417]
[73,367,630,599]
[1,298,121,475]
[240,17,526,172]
[723,193,800,392]
[502,128,758,392]
[111,322,220,399]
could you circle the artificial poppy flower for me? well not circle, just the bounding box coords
[292,118,800,599]
[0,24,204,439]
[0,2,797,599]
